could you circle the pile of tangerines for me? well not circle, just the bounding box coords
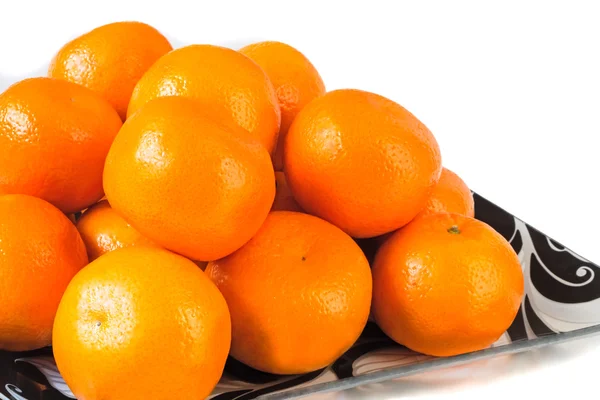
[0,21,525,399]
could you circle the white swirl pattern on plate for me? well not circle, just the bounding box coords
[0,384,28,400]
[15,356,75,399]
[14,357,75,398]
[518,218,600,325]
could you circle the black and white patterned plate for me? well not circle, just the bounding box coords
[2,193,600,400]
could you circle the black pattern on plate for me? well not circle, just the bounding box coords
[510,228,523,255]
[224,357,283,385]
[233,369,325,400]
[331,323,397,379]
[473,193,517,242]
[524,296,555,337]
[528,227,600,304]
[506,305,529,342]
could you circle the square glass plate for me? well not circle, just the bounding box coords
[2,192,600,400]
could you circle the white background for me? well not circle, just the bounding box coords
[1,1,600,399]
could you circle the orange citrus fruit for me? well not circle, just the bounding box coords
[53,247,231,399]
[0,77,122,214]
[271,171,302,212]
[206,211,372,374]
[376,167,475,245]
[103,96,275,261]
[48,21,173,120]
[372,213,524,357]
[417,167,474,219]
[0,194,88,351]
[127,44,281,153]
[240,41,325,170]
[76,199,156,261]
[284,89,442,238]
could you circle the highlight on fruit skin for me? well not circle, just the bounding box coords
[0,77,122,214]
[76,199,157,261]
[371,212,524,357]
[206,211,372,375]
[52,247,231,400]
[0,194,88,351]
[48,21,173,120]
[127,43,281,154]
[284,88,442,238]
[240,40,326,171]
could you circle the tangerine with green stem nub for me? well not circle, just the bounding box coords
[372,212,524,357]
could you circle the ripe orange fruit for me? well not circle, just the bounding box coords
[53,247,231,399]
[376,167,475,245]
[76,199,156,261]
[284,89,442,238]
[372,213,524,357]
[206,211,372,375]
[0,194,88,351]
[0,77,122,214]
[417,167,474,219]
[48,21,173,120]
[127,44,281,153]
[271,171,302,212]
[103,96,275,261]
[240,41,325,170]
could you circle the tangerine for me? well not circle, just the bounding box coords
[206,211,372,374]
[49,21,172,120]
[284,89,442,238]
[103,96,275,261]
[372,213,524,357]
[0,194,87,351]
[128,44,281,153]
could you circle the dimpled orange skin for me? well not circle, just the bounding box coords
[127,44,281,154]
[0,194,88,351]
[53,247,231,400]
[372,213,524,357]
[376,167,475,245]
[104,96,275,261]
[0,77,122,214]
[240,41,325,170]
[417,167,474,219]
[48,21,173,120]
[76,200,157,261]
[284,89,442,238]
[206,211,372,375]
[271,171,303,212]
